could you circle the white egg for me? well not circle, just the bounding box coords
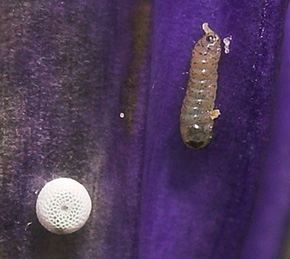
[36,178,92,235]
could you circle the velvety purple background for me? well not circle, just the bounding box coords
[243,5,290,259]
[0,1,289,259]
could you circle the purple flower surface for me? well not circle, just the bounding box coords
[243,6,290,259]
[0,1,289,259]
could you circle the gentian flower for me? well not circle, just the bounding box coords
[1,1,289,258]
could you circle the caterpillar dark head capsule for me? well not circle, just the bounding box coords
[180,23,221,149]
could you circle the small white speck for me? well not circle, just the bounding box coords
[25,222,32,231]
[152,80,157,89]
[223,36,232,54]
[119,112,125,119]
[194,124,200,129]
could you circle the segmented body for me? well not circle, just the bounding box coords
[180,23,221,149]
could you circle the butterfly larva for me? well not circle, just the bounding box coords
[180,23,221,149]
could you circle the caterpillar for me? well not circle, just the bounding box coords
[180,23,221,149]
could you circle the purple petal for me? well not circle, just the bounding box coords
[138,1,289,258]
[1,1,144,258]
[243,5,290,259]
[0,0,289,259]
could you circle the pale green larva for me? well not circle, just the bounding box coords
[36,178,92,235]
[180,23,221,149]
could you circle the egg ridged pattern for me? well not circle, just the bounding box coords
[180,23,221,149]
[36,178,92,235]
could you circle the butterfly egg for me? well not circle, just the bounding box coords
[180,23,221,149]
[36,178,92,235]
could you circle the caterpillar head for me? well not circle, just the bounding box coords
[201,23,221,53]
